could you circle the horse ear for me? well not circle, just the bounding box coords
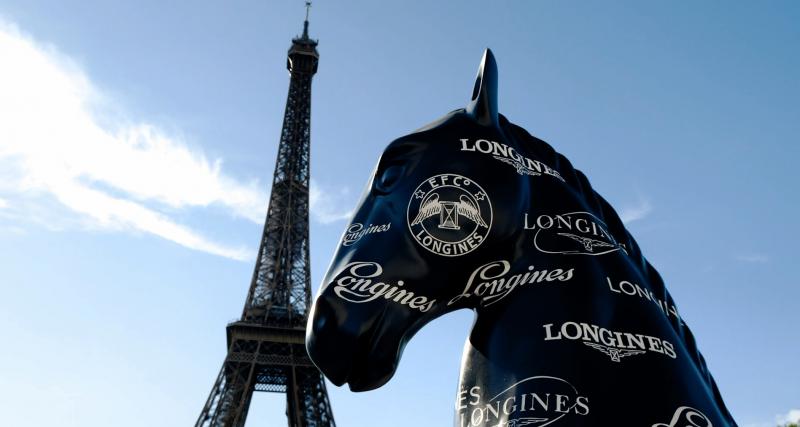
[465,48,500,127]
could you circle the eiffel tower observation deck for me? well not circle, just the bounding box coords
[196,4,336,426]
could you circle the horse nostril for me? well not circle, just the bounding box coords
[311,298,338,333]
[312,313,327,331]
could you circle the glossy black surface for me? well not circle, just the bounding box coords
[306,49,737,426]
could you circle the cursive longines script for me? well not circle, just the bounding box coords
[333,261,436,313]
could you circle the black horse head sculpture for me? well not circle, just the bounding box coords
[306,49,737,426]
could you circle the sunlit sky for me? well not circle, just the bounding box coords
[0,1,797,426]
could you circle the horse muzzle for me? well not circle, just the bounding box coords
[306,293,402,392]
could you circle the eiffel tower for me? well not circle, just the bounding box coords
[196,4,335,426]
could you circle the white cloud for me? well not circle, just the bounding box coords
[0,20,264,260]
[309,179,353,224]
[745,409,800,427]
[736,253,769,264]
[51,179,251,261]
[777,408,800,424]
[0,225,26,235]
[619,197,653,224]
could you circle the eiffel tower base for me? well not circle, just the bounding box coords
[196,323,336,427]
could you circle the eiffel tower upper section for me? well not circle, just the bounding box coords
[195,9,335,427]
[241,14,318,327]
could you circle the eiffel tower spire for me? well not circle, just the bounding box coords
[196,7,335,426]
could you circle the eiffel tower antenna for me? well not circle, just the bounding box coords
[303,2,311,39]
[196,5,334,426]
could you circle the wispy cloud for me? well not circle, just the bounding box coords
[746,408,800,427]
[0,225,26,235]
[736,253,769,264]
[778,409,800,424]
[619,197,653,224]
[0,20,265,260]
[309,180,353,224]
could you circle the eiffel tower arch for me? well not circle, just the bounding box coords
[196,5,335,426]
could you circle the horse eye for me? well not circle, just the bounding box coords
[375,164,404,193]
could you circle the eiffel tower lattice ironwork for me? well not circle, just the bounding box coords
[196,6,335,427]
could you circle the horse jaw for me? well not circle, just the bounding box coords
[306,293,404,392]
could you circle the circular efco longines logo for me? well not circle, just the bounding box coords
[407,173,492,257]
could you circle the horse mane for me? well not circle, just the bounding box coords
[500,114,644,266]
[500,114,725,390]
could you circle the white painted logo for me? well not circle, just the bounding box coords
[331,261,436,313]
[460,138,565,182]
[456,376,589,427]
[448,260,574,307]
[407,174,492,257]
[653,406,713,427]
[341,222,391,246]
[524,211,627,256]
[543,321,677,362]
[606,276,682,324]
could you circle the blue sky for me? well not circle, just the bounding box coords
[0,1,797,426]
